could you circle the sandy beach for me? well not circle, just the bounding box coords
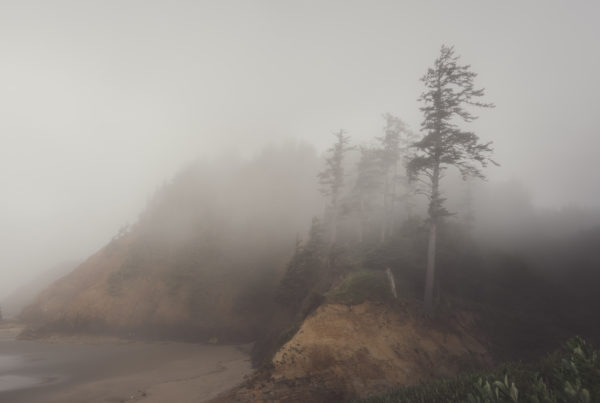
[0,324,253,403]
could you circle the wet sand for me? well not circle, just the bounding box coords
[0,325,253,403]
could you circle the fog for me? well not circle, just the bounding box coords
[1,0,599,299]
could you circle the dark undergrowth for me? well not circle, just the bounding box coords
[359,336,600,403]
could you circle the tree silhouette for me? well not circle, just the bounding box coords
[318,130,353,244]
[408,45,496,315]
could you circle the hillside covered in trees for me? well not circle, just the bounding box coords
[20,142,322,341]
[16,46,600,402]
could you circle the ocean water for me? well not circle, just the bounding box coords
[0,337,189,402]
[0,343,62,394]
[0,332,252,402]
[0,373,46,392]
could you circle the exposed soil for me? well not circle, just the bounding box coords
[216,301,491,402]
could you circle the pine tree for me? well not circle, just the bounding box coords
[377,114,414,241]
[353,146,383,243]
[318,130,353,245]
[407,45,496,315]
[277,217,326,308]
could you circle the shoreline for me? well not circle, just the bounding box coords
[0,322,254,403]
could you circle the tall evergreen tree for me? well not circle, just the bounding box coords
[318,130,353,245]
[277,217,326,308]
[377,114,414,241]
[353,146,383,243]
[407,45,496,315]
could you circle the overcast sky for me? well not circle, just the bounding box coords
[1,0,599,297]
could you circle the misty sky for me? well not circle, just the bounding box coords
[1,1,599,297]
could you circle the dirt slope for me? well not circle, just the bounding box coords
[220,301,490,402]
[19,145,321,341]
[19,232,266,340]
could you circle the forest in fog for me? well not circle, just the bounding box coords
[12,46,600,402]
[2,2,600,402]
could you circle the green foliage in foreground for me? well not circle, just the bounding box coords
[359,337,600,403]
[325,270,392,305]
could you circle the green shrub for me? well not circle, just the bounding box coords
[358,337,600,403]
[467,375,519,402]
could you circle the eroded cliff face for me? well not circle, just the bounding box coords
[223,301,490,402]
[19,145,322,341]
[19,230,279,341]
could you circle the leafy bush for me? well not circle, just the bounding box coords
[467,375,519,402]
[359,337,600,403]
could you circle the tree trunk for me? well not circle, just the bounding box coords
[330,193,338,246]
[386,267,397,299]
[423,220,437,315]
[331,208,338,245]
[358,198,365,243]
[380,213,386,244]
[390,161,398,233]
[424,161,440,315]
[380,175,389,244]
[380,196,386,244]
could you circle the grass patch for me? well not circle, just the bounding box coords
[326,270,392,305]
